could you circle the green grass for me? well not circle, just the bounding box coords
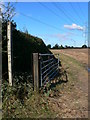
[60,54,80,82]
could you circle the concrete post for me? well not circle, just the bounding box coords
[7,22,12,86]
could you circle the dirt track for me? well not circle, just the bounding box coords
[49,49,88,118]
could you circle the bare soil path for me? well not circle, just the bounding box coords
[48,49,88,118]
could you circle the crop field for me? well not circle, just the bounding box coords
[49,48,88,118]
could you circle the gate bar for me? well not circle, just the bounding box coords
[39,53,54,56]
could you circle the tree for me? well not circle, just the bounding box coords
[2,2,16,53]
[82,44,87,48]
[65,45,70,49]
[71,46,74,48]
[65,45,68,48]
[1,2,16,22]
[59,45,64,49]
[47,44,51,49]
[52,44,59,49]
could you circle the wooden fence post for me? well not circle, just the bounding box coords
[58,54,59,69]
[7,22,12,86]
[33,53,39,91]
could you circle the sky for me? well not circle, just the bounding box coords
[4,2,88,47]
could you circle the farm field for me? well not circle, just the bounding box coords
[51,49,88,65]
[49,48,88,118]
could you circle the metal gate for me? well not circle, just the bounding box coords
[39,53,60,87]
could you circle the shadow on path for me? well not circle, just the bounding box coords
[42,67,68,94]
[48,68,68,91]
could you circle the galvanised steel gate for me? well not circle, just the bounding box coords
[39,53,60,87]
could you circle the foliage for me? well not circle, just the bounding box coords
[82,44,87,48]
[52,44,65,49]
[12,29,51,73]
[52,44,88,49]
[59,45,64,49]
[46,44,51,49]
[2,76,54,118]
[52,44,59,49]
[2,74,32,118]
[1,2,16,22]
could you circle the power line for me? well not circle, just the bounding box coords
[0,3,66,32]
[0,4,60,32]
[1,2,84,39]
[67,1,84,25]
[38,2,83,26]
[1,2,84,35]
[19,12,66,32]
[53,2,83,26]
[76,2,86,21]
[38,2,70,24]
[19,12,84,36]
[52,2,79,24]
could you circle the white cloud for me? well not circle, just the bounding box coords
[64,23,84,31]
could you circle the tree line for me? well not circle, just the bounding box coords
[47,44,88,49]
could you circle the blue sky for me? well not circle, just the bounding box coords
[11,2,88,47]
